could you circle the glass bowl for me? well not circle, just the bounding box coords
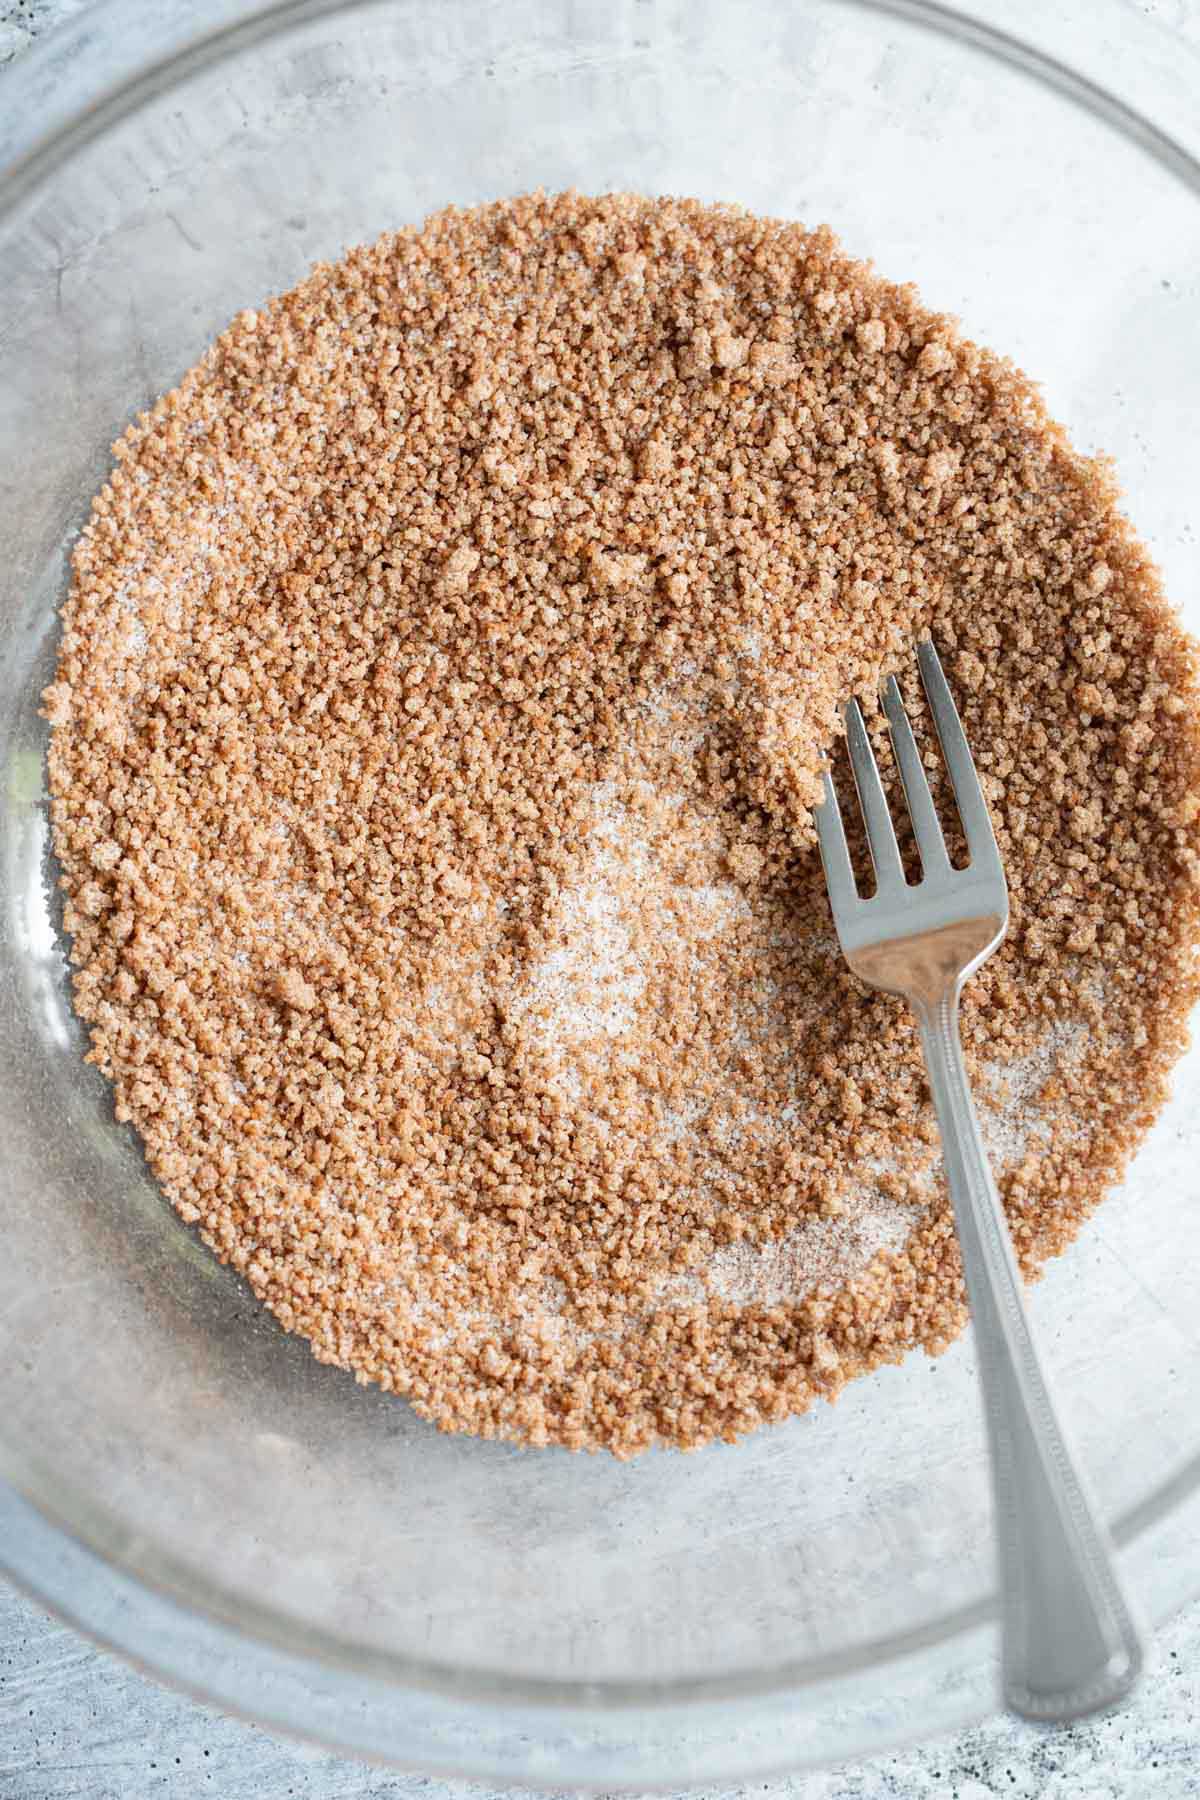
[3,0,1200,1782]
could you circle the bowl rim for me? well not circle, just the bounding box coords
[3,0,1200,1764]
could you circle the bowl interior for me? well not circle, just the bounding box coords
[3,0,1200,1735]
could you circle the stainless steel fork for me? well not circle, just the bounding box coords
[814,638,1146,1722]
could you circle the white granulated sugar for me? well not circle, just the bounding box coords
[651,1192,918,1314]
[706,1194,916,1305]
[511,804,650,1054]
[978,1019,1089,1167]
[684,882,751,938]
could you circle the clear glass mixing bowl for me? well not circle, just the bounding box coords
[3,0,1200,1781]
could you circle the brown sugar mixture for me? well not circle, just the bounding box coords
[43,191,1200,1455]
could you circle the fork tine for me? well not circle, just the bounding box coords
[844,699,905,890]
[881,675,950,878]
[813,768,861,913]
[917,639,1002,871]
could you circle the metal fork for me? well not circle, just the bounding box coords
[814,638,1146,1722]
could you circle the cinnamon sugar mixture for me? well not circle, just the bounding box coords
[43,193,1200,1454]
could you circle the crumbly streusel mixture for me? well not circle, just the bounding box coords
[43,192,1200,1455]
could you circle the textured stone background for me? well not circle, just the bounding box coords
[2,2,1199,1794]
[2,1582,1198,1798]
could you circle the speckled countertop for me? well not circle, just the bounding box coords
[2,3,1199,1795]
[2,1580,1198,1796]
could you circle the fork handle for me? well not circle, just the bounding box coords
[915,987,1146,1722]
